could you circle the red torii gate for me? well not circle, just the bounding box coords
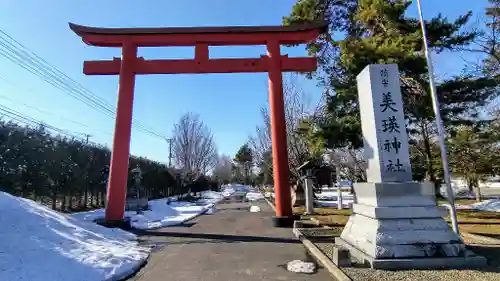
[69,22,325,227]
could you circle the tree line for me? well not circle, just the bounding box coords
[222,0,500,201]
[0,111,222,212]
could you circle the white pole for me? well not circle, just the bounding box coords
[416,0,459,234]
[304,178,314,215]
[337,185,343,210]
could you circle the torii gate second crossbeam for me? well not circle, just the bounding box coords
[69,22,326,227]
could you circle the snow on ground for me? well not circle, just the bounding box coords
[246,191,264,201]
[1,186,237,281]
[455,199,500,212]
[314,190,355,208]
[72,190,225,230]
[260,187,355,208]
[315,190,354,201]
[0,191,150,281]
[315,200,354,208]
[221,184,251,194]
[249,205,261,212]
[287,260,316,274]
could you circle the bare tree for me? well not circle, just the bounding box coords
[457,1,500,77]
[213,154,233,184]
[249,75,324,183]
[172,113,218,181]
[324,148,367,183]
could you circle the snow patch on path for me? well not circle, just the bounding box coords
[287,260,316,274]
[249,205,261,212]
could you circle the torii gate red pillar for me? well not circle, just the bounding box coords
[106,43,137,221]
[266,40,291,220]
[69,22,326,226]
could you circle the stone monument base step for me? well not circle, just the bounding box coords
[336,238,487,270]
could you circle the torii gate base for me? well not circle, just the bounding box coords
[70,22,325,227]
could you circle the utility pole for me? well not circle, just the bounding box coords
[417,0,459,234]
[166,138,173,167]
[84,134,91,144]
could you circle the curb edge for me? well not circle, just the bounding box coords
[293,227,352,281]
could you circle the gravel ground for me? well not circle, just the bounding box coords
[312,232,500,281]
[298,227,343,238]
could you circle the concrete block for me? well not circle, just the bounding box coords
[331,245,351,267]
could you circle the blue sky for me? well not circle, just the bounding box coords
[0,0,487,164]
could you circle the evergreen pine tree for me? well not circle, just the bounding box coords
[285,0,499,193]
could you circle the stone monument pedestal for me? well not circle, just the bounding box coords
[336,182,486,269]
[338,64,486,269]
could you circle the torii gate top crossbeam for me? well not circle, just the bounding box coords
[69,22,327,47]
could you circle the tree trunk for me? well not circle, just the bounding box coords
[83,189,88,209]
[475,185,482,202]
[51,192,57,210]
[68,190,74,210]
[473,178,482,202]
[101,190,106,206]
[290,187,297,207]
[422,128,442,198]
[99,191,105,206]
[61,195,67,211]
[90,189,96,207]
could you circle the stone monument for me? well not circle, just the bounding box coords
[335,64,486,269]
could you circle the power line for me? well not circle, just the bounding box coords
[0,103,88,140]
[0,29,167,140]
[0,85,113,137]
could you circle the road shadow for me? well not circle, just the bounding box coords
[220,206,252,211]
[134,230,301,244]
[458,221,500,225]
[469,233,500,240]
[167,222,197,228]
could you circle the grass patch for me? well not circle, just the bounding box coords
[296,203,500,238]
[437,198,477,206]
[294,207,352,226]
[445,209,500,237]
[263,187,274,193]
[293,206,353,216]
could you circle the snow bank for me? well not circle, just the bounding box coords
[200,190,224,202]
[73,197,219,230]
[0,192,149,281]
[456,199,500,212]
[132,200,215,229]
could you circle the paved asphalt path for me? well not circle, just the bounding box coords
[128,199,333,281]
